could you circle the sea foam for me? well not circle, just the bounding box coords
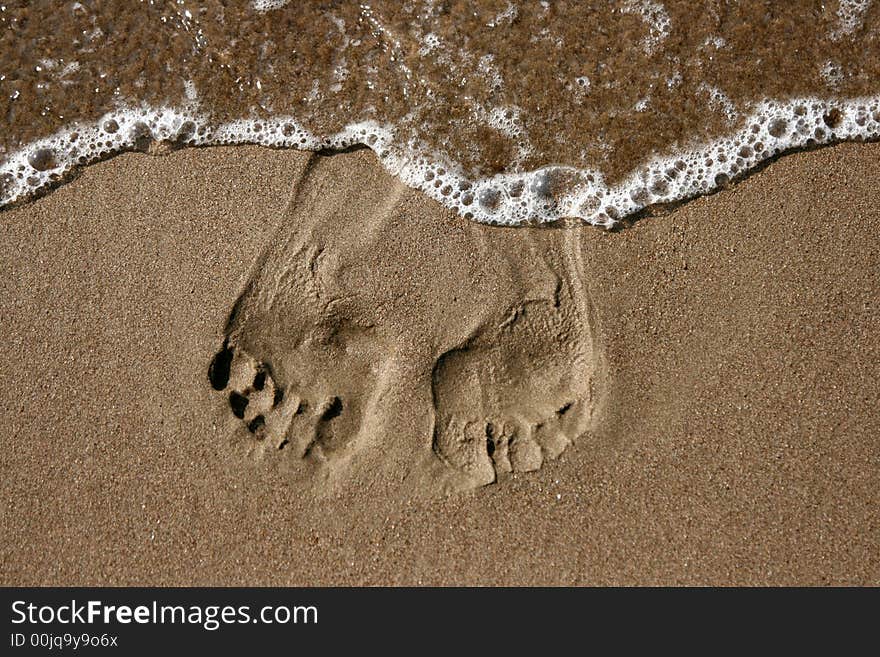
[1,1,879,227]
[2,94,878,228]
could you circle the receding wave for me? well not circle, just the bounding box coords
[1,1,879,226]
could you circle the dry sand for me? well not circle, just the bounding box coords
[1,143,878,585]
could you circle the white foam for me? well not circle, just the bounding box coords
[2,96,879,229]
[700,84,740,122]
[832,0,873,38]
[820,60,844,88]
[622,0,671,54]
[487,2,519,28]
[251,0,291,12]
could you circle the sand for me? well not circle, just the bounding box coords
[1,143,878,585]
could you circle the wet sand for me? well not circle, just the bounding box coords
[1,143,878,585]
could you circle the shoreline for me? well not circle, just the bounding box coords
[4,98,880,228]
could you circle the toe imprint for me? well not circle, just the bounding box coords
[208,342,297,449]
[208,340,234,391]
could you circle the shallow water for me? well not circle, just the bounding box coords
[2,1,879,225]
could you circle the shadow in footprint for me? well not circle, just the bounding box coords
[208,340,233,390]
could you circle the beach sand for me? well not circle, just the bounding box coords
[1,143,878,585]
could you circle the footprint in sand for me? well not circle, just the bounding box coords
[206,149,600,492]
[430,275,596,489]
[208,336,352,460]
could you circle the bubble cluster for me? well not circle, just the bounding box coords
[621,0,671,54]
[0,107,388,208]
[833,0,873,38]
[390,96,880,228]
[1,95,879,227]
[251,0,291,12]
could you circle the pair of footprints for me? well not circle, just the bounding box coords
[207,337,589,487]
[208,339,343,461]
